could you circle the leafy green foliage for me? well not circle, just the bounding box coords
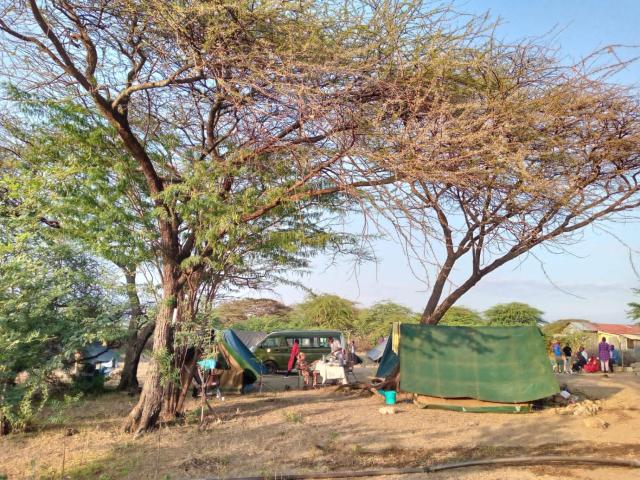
[290,295,360,334]
[153,349,180,389]
[484,302,544,327]
[217,295,549,351]
[72,374,106,394]
[0,232,124,432]
[440,306,485,326]
[0,92,154,271]
[229,314,301,332]
[356,301,418,342]
[227,294,361,333]
[542,331,591,354]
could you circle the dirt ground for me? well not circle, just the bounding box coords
[1,367,639,480]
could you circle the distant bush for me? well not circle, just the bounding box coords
[440,306,484,326]
[356,301,419,343]
[485,302,544,326]
[72,373,106,394]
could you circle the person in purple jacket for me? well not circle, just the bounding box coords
[598,337,610,373]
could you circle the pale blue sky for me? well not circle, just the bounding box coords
[265,1,640,323]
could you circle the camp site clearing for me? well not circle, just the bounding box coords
[1,368,639,480]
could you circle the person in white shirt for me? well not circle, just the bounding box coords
[328,336,344,364]
[580,346,588,362]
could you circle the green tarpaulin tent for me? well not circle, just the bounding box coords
[196,330,266,394]
[376,324,558,404]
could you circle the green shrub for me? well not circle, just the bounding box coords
[72,374,105,394]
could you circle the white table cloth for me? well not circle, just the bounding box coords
[313,362,348,385]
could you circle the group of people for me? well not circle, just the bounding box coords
[551,337,621,374]
[286,336,356,387]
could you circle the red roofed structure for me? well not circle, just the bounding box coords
[546,320,640,359]
[589,323,640,336]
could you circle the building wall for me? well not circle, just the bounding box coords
[595,332,638,365]
[554,326,639,365]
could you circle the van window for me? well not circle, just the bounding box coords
[261,337,282,348]
[317,337,329,347]
[300,338,312,347]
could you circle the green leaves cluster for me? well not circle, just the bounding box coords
[1,91,154,271]
[442,303,545,327]
[484,302,545,327]
[356,302,420,341]
[0,232,125,432]
[224,295,418,342]
[224,297,545,343]
[440,306,484,327]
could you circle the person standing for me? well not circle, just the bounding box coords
[562,344,572,374]
[286,339,300,377]
[598,337,610,373]
[348,340,356,364]
[328,336,344,365]
[609,344,621,372]
[551,340,563,373]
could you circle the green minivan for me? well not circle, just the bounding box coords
[251,329,344,374]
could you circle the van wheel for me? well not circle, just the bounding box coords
[263,360,277,375]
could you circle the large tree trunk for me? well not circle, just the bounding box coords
[420,271,485,324]
[420,257,457,325]
[0,386,9,435]
[167,275,203,417]
[123,254,179,434]
[174,348,199,415]
[118,270,154,392]
[118,321,155,392]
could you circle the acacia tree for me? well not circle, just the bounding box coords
[0,97,157,392]
[440,306,483,326]
[5,0,635,431]
[372,42,640,324]
[484,303,544,326]
[0,0,436,433]
[291,294,360,334]
[357,301,418,342]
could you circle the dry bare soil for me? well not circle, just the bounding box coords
[1,368,639,480]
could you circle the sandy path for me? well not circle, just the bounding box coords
[1,369,639,479]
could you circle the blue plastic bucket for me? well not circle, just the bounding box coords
[383,390,397,405]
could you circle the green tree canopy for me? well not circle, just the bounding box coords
[440,306,485,327]
[228,314,300,333]
[357,301,418,342]
[0,232,125,432]
[289,294,360,334]
[485,302,544,327]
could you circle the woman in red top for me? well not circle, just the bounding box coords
[286,339,300,377]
